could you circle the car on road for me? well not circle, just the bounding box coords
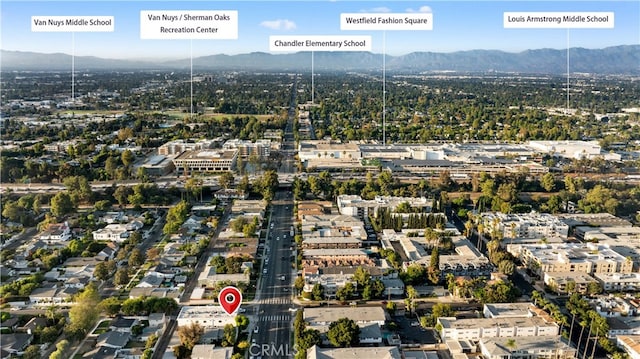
[253,327,259,333]
[263,268,267,274]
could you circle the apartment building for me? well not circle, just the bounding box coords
[508,243,634,278]
[480,212,569,243]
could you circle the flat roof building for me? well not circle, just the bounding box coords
[304,307,387,327]
[508,243,634,278]
[438,316,558,341]
[177,306,236,328]
[173,149,237,174]
[306,345,401,359]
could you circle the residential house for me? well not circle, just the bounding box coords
[39,222,72,243]
[29,286,64,305]
[110,317,138,333]
[0,333,33,356]
[96,331,130,349]
[19,317,48,335]
[0,317,20,332]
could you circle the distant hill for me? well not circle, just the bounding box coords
[2,45,638,74]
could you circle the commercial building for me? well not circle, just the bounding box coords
[176,306,236,328]
[172,149,238,174]
[298,140,362,168]
[138,154,176,176]
[306,345,401,359]
[304,306,387,327]
[528,140,603,160]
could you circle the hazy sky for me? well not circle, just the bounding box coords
[1,0,638,59]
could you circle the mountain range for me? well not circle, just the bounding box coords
[2,45,638,74]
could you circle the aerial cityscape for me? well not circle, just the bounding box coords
[1,1,640,359]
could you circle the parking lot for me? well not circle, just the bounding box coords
[393,315,439,345]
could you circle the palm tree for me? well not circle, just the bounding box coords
[505,338,517,351]
[575,319,588,357]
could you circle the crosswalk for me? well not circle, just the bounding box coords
[258,314,291,322]
[256,297,290,305]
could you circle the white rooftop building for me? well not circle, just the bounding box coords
[176,306,236,328]
[480,212,569,243]
[507,242,634,278]
[337,195,432,217]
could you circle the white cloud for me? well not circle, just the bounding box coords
[406,5,433,13]
[360,6,392,13]
[260,19,297,31]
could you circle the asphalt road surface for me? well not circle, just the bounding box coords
[251,189,295,359]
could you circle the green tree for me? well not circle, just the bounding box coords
[294,276,305,294]
[294,309,305,340]
[177,322,204,350]
[173,345,189,359]
[336,282,355,301]
[141,349,153,359]
[114,186,132,207]
[114,267,130,287]
[94,261,110,281]
[327,318,360,347]
[40,326,60,343]
[541,173,556,192]
[312,283,324,301]
[121,150,135,167]
[403,263,426,285]
[498,260,516,276]
[230,216,248,233]
[163,200,190,234]
[432,302,455,320]
[386,301,397,314]
[94,199,111,211]
[49,339,69,359]
[129,248,145,267]
[352,267,371,288]
[235,314,249,330]
[100,297,122,317]
[222,323,236,346]
[50,192,75,217]
[1,201,23,222]
[219,171,235,189]
[66,285,100,339]
[22,345,40,359]
[298,329,322,351]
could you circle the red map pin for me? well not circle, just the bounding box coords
[218,286,242,315]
